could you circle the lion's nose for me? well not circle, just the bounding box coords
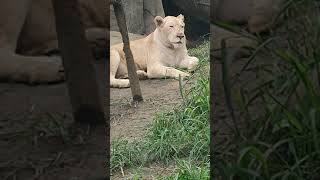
[177,35,184,39]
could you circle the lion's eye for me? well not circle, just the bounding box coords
[169,25,174,28]
[181,26,184,28]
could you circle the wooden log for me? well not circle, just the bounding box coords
[52,0,105,124]
[112,0,143,102]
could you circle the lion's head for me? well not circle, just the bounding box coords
[154,14,186,49]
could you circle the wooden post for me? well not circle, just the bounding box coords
[52,0,105,124]
[112,0,143,102]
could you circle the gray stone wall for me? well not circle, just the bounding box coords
[110,0,164,35]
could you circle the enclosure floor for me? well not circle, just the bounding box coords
[0,82,106,179]
[110,79,182,141]
[0,77,183,179]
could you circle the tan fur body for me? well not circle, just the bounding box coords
[110,15,199,88]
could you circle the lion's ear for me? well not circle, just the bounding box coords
[154,16,164,27]
[177,14,184,22]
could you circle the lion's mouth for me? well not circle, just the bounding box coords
[173,41,182,44]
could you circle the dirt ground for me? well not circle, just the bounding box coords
[0,82,107,180]
[110,79,182,141]
[111,162,176,180]
[0,76,183,180]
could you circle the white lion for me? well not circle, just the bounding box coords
[110,14,199,88]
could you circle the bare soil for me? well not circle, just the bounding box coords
[110,79,182,141]
[111,163,176,180]
[0,83,107,180]
[0,77,183,180]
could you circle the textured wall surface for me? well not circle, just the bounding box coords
[110,0,164,35]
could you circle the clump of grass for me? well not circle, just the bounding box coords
[111,139,145,170]
[159,160,209,180]
[215,0,320,179]
[143,73,209,163]
[111,40,210,175]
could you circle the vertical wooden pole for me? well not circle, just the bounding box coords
[52,0,105,124]
[112,0,143,102]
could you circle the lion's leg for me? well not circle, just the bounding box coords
[110,50,130,88]
[178,56,199,72]
[147,65,190,79]
[0,51,64,83]
[136,70,147,80]
[0,0,32,50]
[0,0,64,84]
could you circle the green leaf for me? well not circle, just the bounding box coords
[238,146,269,178]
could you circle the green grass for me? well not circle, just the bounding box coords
[160,160,210,180]
[214,0,320,179]
[111,40,210,178]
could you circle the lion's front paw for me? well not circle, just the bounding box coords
[187,57,199,72]
[136,70,148,80]
[14,56,65,84]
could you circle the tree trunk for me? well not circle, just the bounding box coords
[52,0,105,124]
[112,0,143,102]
